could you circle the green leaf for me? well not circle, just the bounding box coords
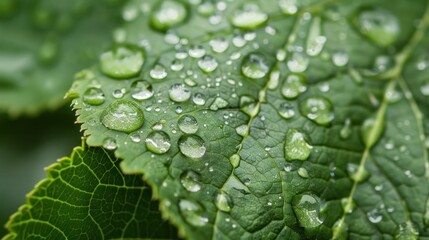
[4,144,178,239]
[67,0,429,239]
[0,0,125,116]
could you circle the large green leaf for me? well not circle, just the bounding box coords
[3,144,177,239]
[67,0,429,239]
[0,0,125,116]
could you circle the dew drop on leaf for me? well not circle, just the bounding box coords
[361,116,385,148]
[354,7,400,47]
[346,163,370,183]
[100,46,144,79]
[210,97,229,110]
[130,80,154,100]
[292,193,325,228]
[367,208,383,223]
[169,83,191,102]
[178,134,206,159]
[103,137,117,150]
[179,199,208,227]
[231,3,268,29]
[189,45,206,58]
[215,191,233,212]
[83,87,105,106]
[278,102,295,119]
[151,0,187,31]
[129,132,142,143]
[332,51,349,67]
[287,52,309,73]
[341,198,356,214]
[300,97,334,125]
[281,74,308,99]
[180,170,202,192]
[101,99,144,133]
[279,0,298,15]
[209,38,229,53]
[297,167,309,178]
[145,131,171,154]
[171,59,184,71]
[192,93,206,105]
[229,154,241,168]
[340,118,352,139]
[197,55,218,72]
[178,115,199,134]
[306,17,326,56]
[284,129,313,161]
[150,64,168,80]
[235,125,249,137]
[241,53,270,79]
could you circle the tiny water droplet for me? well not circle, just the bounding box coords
[346,163,370,183]
[103,137,117,150]
[178,135,206,158]
[100,46,143,79]
[287,52,309,73]
[284,129,313,161]
[179,199,208,227]
[169,83,191,102]
[279,0,298,15]
[241,53,270,79]
[210,38,229,53]
[332,51,349,67]
[150,64,168,80]
[131,80,154,100]
[215,192,233,212]
[340,118,352,139]
[193,93,206,105]
[145,131,171,154]
[420,83,429,96]
[231,3,268,29]
[101,100,144,133]
[189,45,206,58]
[297,167,309,178]
[278,102,295,119]
[83,88,105,105]
[151,0,187,31]
[130,132,141,143]
[367,208,383,223]
[300,97,334,126]
[292,193,325,228]
[229,154,240,168]
[180,170,202,192]
[178,115,199,134]
[281,74,308,99]
[198,55,218,72]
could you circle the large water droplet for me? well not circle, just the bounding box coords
[100,46,144,79]
[101,100,144,133]
[292,193,325,228]
[169,83,191,102]
[178,115,199,134]
[130,80,154,100]
[180,170,202,192]
[83,88,105,106]
[145,131,171,154]
[284,129,313,161]
[198,55,218,72]
[332,51,349,67]
[179,135,206,158]
[281,74,308,99]
[241,53,270,79]
[215,192,233,212]
[151,0,187,31]
[231,3,268,29]
[235,125,248,137]
[179,199,208,227]
[354,8,400,47]
[306,17,326,56]
[300,97,334,125]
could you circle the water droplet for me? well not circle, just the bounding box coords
[171,59,184,71]
[179,199,208,226]
[169,83,191,102]
[240,96,259,116]
[298,167,309,178]
[130,80,154,100]
[420,83,429,96]
[361,116,385,148]
[178,115,199,134]
[276,49,287,61]
[306,17,326,56]
[340,118,352,139]
[210,38,229,53]
[231,3,268,29]
[189,45,206,58]
[292,193,325,228]
[103,137,117,150]
[284,129,313,161]
[281,74,308,99]
[367,208,383,223]
[179,135,206,158]
[145,131,171,154]
[346,163,370,183]
[112,89,125,99]
[229,154,240,168]
[210,97,229,110]
[236,125,248,137]
[278,102,295,119]
[180,170,202,192]
[341,198,356,214]
[83,88,105,105]
[268,68,280,89]
[193,93,206,105]
[100,46,144,79]
[232,33,247,48]
[101,100,144,133]
[198,55,218,72]
[287,52,309,73]
[215,192,233,212]
[332,51,349,67]
[300,97,334,126]
[279,0,298,15]
[198,1,215,16]
[150,64,168,80]
[130,132,141,143]
[38,38,59,64]
[151,0,187,31]
[241,53,270,79]
[354,8,400,47]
